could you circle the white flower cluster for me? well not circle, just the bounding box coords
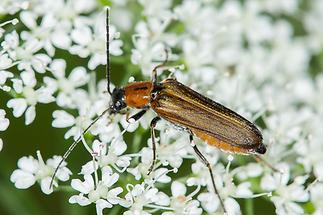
[0,109,9,151]
[1,0,323,214]
[10,151,71,194]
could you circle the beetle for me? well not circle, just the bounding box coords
[50,8,266,214]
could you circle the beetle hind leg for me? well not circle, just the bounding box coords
[189,134,227,214]
[147,117,161,175]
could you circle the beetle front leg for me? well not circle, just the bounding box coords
[147,116,161,175]
[151,48,169,86]
[126,108,148,123]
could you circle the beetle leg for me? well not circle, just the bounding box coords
[189,134,227,214]
[152,48,169,86]
[126,109,148,123]
[147,116,161,175]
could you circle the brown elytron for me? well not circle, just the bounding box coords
[119,75,266,214]
[150,78,265,154]
[50,8,266,215]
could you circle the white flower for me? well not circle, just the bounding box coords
[0,109,9,131]
[2,30,51,73]
[0,69,14,92]
[154,127,189,168]
[0,53,13,70]
[7,70,55,124]
[162,181,202,215]
[0,0,28,15]
[310,182,323,215]
[189,155,259,214]
[19,11,57,56]
[69,167,123,215]
[10,151,71,194]
[262,0,299,14]
[127,145,173,184]
[0,109,8,150]
[70,13,123,70]
[138,0,172,20]
[304,0,323,53]
[127,123,188,182]
[294,133,323,180]
[131,35,168,77]
[131,14,175,76]
[261,164,309,215]
[123,183,170,214]
[81,139,131,175]
[52,109,94,140]
[235,163,263,181]
[18,0,98,53]
[44,59,90,108]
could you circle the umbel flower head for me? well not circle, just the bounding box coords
[1,0,323,215]
[10,151,71,194]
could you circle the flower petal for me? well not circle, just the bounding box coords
[171,181,186,197]
[80,161,96,175]
[10,169,36,189]
[17,156,39,173]
[69,194,91,206]
[25,106,36,125]
[71,175,94,194]
[95,199,112,215]
[235,182,253,198]
[7,98,27,117]
[51,30,71,49]
[37,87,55,104]
[52,110,75,128]
[102,171,119,187]
[68,66,89,87]
[49,59,66,79]
[106,187,123,204]
[40,177,54,195]
[224,197,241,215]
[21,70,36,87]
[0,138,3,152]
[56,167,72,182]
[20,11,36,29]
[0,109,9,131]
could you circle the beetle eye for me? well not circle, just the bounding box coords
[111,87,126,112]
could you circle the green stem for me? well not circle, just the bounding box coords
[245,198,254,215]
[56,185,75,192]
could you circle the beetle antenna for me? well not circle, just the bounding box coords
[106,7,112,96]
[254,154,282,173]
[49,108,110,189]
